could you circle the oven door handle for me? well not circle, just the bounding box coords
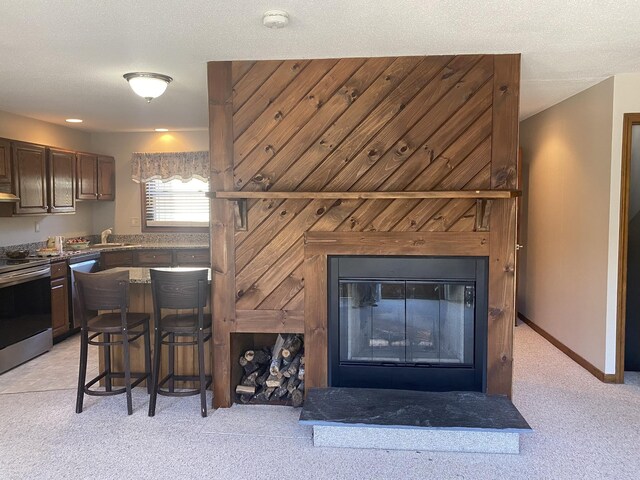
[0,266,51,287]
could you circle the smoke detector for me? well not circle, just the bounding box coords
[263,10,289,29]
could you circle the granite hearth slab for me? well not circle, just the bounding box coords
[299,388,531,453]
[300,387,530,431]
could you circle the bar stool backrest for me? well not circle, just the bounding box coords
[74,270,130,326]
[150,268,209,310]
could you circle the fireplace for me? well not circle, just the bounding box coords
[328,256,487,392]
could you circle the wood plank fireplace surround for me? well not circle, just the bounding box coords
[208,54,520,408]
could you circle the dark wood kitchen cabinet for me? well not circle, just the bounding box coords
[97,155,115,201]
[48,148,76,213]
[101,248,210,269]
[12,142,47,214]
[50,260,70,339]
[101,250,134,269]
[0,138,11,186]
[135,249,173,266]
[175,249,210,266]
[76,153,115,201]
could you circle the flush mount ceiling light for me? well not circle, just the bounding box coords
[123,72,173,102]
[263,10,289,29]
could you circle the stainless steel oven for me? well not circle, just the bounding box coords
[0,259,52,374]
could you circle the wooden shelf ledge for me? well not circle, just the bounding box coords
[208,190,521,200]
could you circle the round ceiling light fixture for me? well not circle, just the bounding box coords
[263,10,289,29]
[123,72,173,103]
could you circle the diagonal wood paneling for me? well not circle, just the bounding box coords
[231,55,501,311]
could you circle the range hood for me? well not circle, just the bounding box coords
[0,192,20,202]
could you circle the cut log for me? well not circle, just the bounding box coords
[240,394,253,404]
[254,387,276,402]
[282,335,303,361]
[242,371,260,386]
[291,389,304,407]
[238,355,249,367]
[245,349,271,365]
[274,384,288,399]
[298,380,304,391]
[297,364,305,381]
[286,375,300,393]
[235,385,256,395]
[243,361,259,375]
[284,353,302,378]
[269,334,286,376]
[256,369,270,387]
[265,374,285,388]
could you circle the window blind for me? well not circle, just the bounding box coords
[144,178,209,227]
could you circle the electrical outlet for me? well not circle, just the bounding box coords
[130,217,140,227]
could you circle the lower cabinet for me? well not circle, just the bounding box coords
[50,261,69,339]
[101,248,210,269]
[101,250,134,269]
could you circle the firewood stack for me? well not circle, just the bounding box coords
[235,334,305,407]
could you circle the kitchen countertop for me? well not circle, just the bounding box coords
[33,243,209,261]
[106,266,211,284]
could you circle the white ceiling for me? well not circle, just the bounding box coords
[1,0,640,133]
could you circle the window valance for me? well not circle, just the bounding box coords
[131,151,209,183]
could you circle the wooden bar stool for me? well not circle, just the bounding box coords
[148,268,212,417]
[75,270,152,415]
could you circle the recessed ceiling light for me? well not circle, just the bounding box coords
[155,128,169,132]
[65,118,83,123]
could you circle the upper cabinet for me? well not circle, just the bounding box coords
[48,148,76,213]
[76,153,115,201]
[12,142,48,215]
[0,137,115,216]
[0,138,11,187]
[97,155,115,201]
[76,153,97,200]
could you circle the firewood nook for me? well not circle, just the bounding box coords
[208,54,520,408]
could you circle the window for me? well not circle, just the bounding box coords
[142,178,209,231]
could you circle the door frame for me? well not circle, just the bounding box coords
[615,113,640,382]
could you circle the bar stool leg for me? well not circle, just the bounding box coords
[143,323,152,394]
[168,333,175,393]
[122,330,133,415]
[104,333,112,392]
[76,329,89,413]
[148,328,162,417]
[197,330,207,417]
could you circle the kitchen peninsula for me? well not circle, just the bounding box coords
[97,266,212,388]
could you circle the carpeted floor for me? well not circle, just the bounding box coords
[1,323,639,479]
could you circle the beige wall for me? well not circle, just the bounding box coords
[0,110,98,246]
[519,78,614,372]
[89,130,209,235]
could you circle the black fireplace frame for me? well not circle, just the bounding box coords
[328,255,488,392]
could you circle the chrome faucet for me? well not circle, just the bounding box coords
[101,228,113,244]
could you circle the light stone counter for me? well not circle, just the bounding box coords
[106,266,211,284]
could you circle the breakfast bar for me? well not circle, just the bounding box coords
[98,267,212,388]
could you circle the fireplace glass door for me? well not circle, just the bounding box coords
[329,256,487,392]
[339,281,474,367]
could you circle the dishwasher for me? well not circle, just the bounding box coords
[68,259,98,329]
